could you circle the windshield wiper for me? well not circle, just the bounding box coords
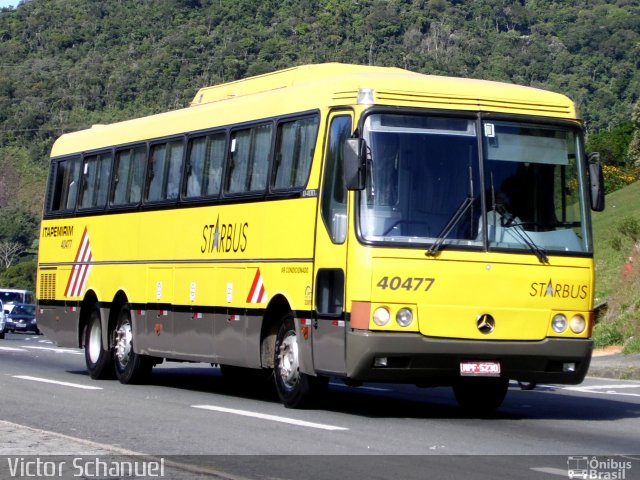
[488,172,548,264]
[426,196,474,257]
[499,212,549,264]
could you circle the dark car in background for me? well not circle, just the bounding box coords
[6,304,39,335]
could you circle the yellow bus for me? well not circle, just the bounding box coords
[37,63,604,412]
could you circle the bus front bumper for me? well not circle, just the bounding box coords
[345,329,592,386]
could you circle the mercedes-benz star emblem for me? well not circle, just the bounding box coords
[476,314,496,334]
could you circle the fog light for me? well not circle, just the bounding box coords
[396,308,413,327]
[569,314,586,334]
[563,362,576,373]
[374,357,388,367]
[373,307,391,326]
[552,314,567,333]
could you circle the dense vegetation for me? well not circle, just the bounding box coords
[592,182,640,353]
[1,0,639,302]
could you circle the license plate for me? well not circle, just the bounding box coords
[460,361,501,376]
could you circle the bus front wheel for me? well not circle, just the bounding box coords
[84,309,114,379]
[452,377,509,414]
[274,314,326,408]
[113,306,152,384]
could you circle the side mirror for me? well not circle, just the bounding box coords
[343,138,366,190]
[588,152,605,212]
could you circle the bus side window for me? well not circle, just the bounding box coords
[64,158,82,210]
[111,146,146,206]
[146,143,168,201]
[206,134,225,196]
[49,156,81,212]
[78,152,112,210]
[321,115,351,244]
[112,149,132,205]
[226,123,272,194]
[48,158,71,212]
[185,133,225,198]
[144,139,184,202]
[165,140,184,200]
[273,115,319,190]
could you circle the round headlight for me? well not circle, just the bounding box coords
[569,314,586,334]
[373,307,391,326]
[396,308,413,327]
[552,314,567,333]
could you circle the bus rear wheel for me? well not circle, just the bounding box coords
[274,314,326,408]
[84,308,114,379]
[113,306,152,384]
[452,377,509,414]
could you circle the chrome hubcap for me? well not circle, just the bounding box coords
[114,320,132,366]
[277,331,299,389]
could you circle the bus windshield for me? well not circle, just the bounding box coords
[359,113,589,255]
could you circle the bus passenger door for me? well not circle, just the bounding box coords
[312,112,352,375]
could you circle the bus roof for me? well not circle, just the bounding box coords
[51,63,578,158]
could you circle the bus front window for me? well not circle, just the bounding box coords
[359,113,482,247]
[359,114,590,255]
[483,121,589,254]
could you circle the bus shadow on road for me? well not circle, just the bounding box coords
[320,381,640,421]
[66,367,640,421]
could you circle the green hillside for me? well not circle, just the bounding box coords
[593,181,640,302]
[592,181,640,352]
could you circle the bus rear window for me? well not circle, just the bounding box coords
[48,156,81,213]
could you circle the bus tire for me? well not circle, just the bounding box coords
[84,308,115,380]
[452,377,509,414]
[113,306,152,384]
[274,314,327,408]
[0,332,4,340]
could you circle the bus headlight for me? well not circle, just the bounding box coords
[552,314,567,333]
[396,308,413,327]
[569,314,586,334]
[373,307,391,326]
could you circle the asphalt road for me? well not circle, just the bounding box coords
[1,332,639,479]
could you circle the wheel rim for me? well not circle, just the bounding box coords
[88,320,102,364]
[277,330,299,390]
[114,317,132,368]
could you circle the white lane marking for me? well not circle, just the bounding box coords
[192,405,348,431]
[39,339,53,344]
[24,346,83,355]
[0,346,29,352]
[530,467,568,477]
[13,376,103,390]
[564,384,640,397]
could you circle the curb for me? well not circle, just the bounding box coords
[588,352,640,381]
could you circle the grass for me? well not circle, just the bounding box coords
[591,181,640,353]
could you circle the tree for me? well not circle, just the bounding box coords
[630,101,640,168]
[0,240,23,269]
[0,260,36,290]
[0,207,38,247]
[586,122,635,167]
